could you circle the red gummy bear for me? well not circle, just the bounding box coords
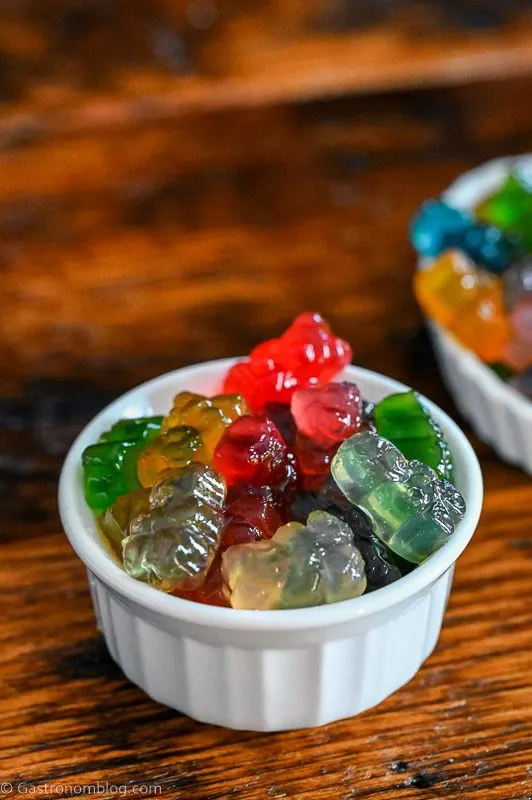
[222,491,282,549]
[263,402,297,445]
[290,381,362,448]
[223,312,352,412]
[213,415,290,488]
[294,432,338,492]
[174,557,228,607]
[174,491,282,607]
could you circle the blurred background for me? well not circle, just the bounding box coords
[3,6,532,786]
[3,0,532,480]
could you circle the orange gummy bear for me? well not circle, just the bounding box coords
[414,250,511,363]
[162,391,250,456]
[137,392,250,488]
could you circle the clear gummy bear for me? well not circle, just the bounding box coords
[221,510,367,610]
[122,463,227,591]
[331,431,465,564]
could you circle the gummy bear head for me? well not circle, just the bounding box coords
[149,463,226,511]
[332,430,410,498]
[277,312,352,385]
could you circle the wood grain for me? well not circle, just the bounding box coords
[1,72,532,799]
[2,1,532,141]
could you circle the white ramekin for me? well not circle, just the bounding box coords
[59,359,483,731]
[421,154,532,474]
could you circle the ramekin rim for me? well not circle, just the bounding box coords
[58,358,483,632]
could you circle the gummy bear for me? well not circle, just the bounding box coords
[222,489,282,549]
[291,481,404,591]
[291,381,362,448]
[82,416,163,513]
[223,313,352,412]
[374,390,455,482]
[100,417,164,444]
[213,415,290,488]
[411,199,521,274]
[162,391,249,456]
[174,556,228,607]
[361,400,376,431]
[414,250,511,362]
[500,256,532,369]
[506,295,532,371]
[137,426,208,488]
[503,256,532,309]
[294,432,337,492]
[100,487,151,557]
[263,402,297,445]
[476,172,532,252]
[122,463,226,591]
[222,511,366,610]
[275,312,352,385]
[331,431,465,564]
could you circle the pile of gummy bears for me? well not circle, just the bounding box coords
[82,313,466,610]
[412,170,532,399]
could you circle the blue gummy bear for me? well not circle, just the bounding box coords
[410,199,522,274]
[461,225,521,275]
[410,200,470,259]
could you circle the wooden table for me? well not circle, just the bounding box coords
[2,72,532,799]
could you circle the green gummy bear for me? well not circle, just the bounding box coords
[374,390,455,483]
[100,417,163,443]
[476,172,532,252]
[331,431,465,564]
[82,416,163,513]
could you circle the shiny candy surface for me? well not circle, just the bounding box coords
[294,432,337,492]
[291,481,405,591]
[122,463,227,591]
[137,426,208,488]
[223,312,352,411]
[222,490,282,549]
[82,315,465,608]
[476,172,532,251]
[213,415,289,488]
[411,199,470,258]
[506,295,532,370]
[262,402,297,446]
[222,510,366,610]
[374,390,455,481]
[174,556,228,607]
[414,250,510,363]
[331,431,465,564]
[290,381,362,448]
[411,199,521,274]
[99,488,151,558]
[82,416,163,513]
[162,391,249,456]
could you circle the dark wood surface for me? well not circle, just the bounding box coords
[2,72,532,798]
[2,0,532,138]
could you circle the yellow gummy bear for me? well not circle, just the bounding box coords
[162,391,249,456]
[137,426,208,488]
[414,250,511,363]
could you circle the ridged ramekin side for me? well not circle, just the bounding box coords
[430,323,532,474]
[87,568,453,731]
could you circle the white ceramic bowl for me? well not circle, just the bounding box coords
[425,155,532,474]
[59,359,483,731]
